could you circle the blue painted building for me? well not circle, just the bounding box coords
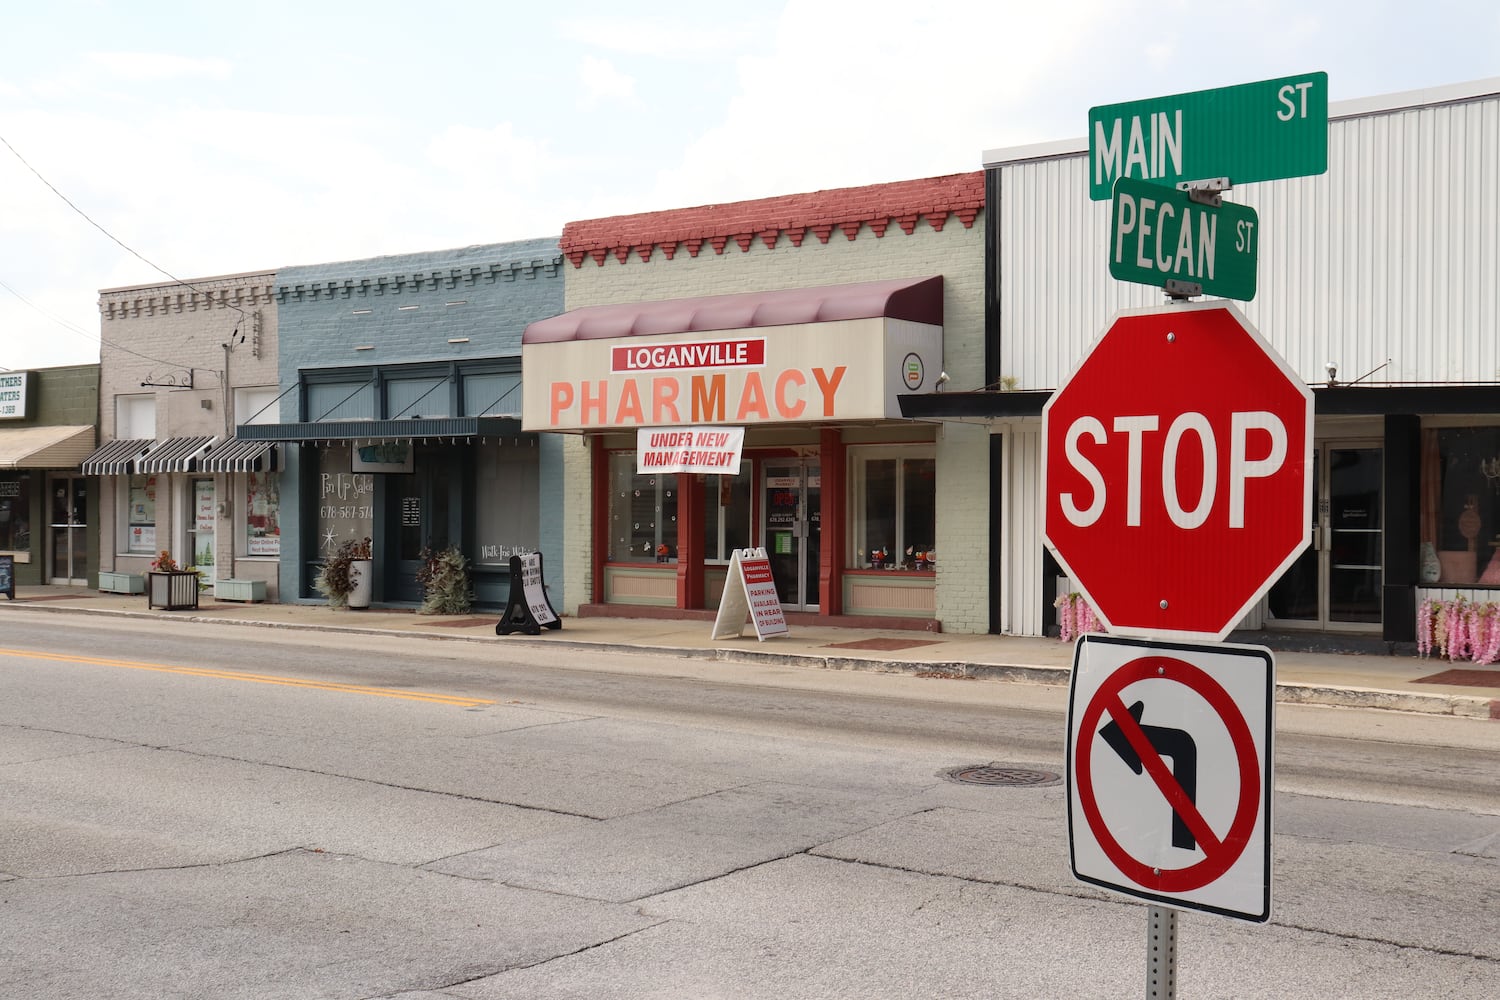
[241,238,566,608]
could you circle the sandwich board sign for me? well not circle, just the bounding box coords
[712,547,789,641]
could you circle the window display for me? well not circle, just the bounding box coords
[126,474,158,554]
[0,473,29,553]
[1424,427,1500,586]
[608,452,677,562]
[246,471,281,556]
[849,449,935,570]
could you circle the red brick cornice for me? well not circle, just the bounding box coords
[561,171,984,267]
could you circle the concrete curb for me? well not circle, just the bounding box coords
[9,601,1496,719]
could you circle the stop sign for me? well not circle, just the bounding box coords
[1043,302,1312,640]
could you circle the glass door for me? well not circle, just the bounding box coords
[47,475,88,585]
[1267,442,1383,630]
[763,459,821,611]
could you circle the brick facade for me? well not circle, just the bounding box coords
[554,174,991,632]
[96,272,281,595]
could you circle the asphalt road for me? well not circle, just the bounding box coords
[1,610,1497,999]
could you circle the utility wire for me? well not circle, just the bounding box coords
[0,131,247,370]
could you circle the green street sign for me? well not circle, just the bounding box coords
[1108,176,1259,301]
[1089,72,1327,201]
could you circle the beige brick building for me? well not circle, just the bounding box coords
[522,173,992,633]
[87,272,284,600]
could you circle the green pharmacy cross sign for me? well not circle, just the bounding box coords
[1089,72,1328,201]
[1109,177,1259,301]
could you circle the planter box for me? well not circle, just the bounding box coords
[147,572,199,611]
[216,578,267,603]
[99,571,146,595]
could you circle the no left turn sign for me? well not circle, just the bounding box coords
[1067,633,1275,923]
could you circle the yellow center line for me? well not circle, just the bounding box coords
[0,647,495,708]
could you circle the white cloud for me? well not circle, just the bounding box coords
[83,51,232,82]
[576,55,640,112]
[556,16,765,61]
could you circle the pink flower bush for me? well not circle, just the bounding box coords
[1417,597,1500,665]
[1055,592,1105,642]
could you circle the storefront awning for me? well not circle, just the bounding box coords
[80,438,154,476]
[137,436,218,474]
[524,275,943,343]
[200,438,280,473]
[0,424,95,470]
[235,415,528,443]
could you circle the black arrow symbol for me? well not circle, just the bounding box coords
[1099,700,1199,851]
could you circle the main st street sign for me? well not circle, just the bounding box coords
[1042,302,1313,640]
[1088,72,1328,201]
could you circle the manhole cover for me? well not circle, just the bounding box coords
[942,764,1061,787]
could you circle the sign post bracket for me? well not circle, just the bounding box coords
[1176,176,1231,207]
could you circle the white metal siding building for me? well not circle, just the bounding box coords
[911,77,1500,641]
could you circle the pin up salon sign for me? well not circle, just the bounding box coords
[522,319,942,432]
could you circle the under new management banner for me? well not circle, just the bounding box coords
[637,426,745,475]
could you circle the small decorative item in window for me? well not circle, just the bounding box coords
[870,547,888,569]
[656,543,671,563]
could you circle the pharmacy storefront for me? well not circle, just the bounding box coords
[523,276,947,624]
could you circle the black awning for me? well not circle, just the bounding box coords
[898,390,1051,421]
[235,416,528,442]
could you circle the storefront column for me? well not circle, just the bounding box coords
[819,427,846,616]
[676,474,704,608]
[590,437,609,605]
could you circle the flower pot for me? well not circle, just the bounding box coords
[348,559,373,610]
[147,571,199,611]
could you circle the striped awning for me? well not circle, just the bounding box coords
[0,424,95,470]
[80,438,154,475]
[200,438,279,473]
[137,436,217,474]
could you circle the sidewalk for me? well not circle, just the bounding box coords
[4,586,1497,720]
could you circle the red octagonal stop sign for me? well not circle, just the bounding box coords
[1043,302,1312,640]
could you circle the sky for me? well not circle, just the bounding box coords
[2,0,1497,371]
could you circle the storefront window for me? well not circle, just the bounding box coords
[246,470,281,556]
[125,474,158,554]
[0,473,30,553]
[475,440,539,566]
[849,449,936,570]
[702,462,752,562]
[1425,426,1500,586]
[608,452,677,562]
[315,444,374,558]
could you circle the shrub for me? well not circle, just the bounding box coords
[415,544,472,615]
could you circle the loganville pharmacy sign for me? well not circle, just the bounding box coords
[521,277,945,433]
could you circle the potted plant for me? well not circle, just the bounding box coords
[315,537,372,609]
[415,544,473,615]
